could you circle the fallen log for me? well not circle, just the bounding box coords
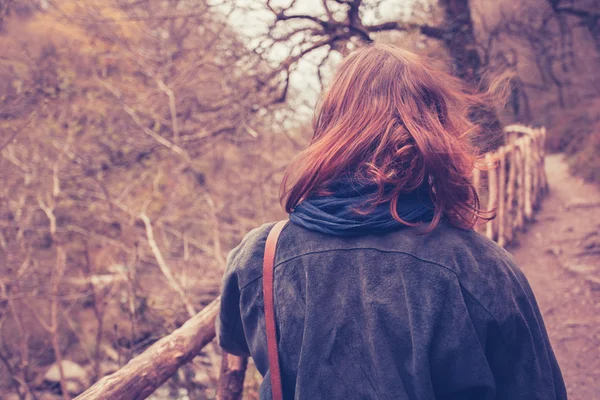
[75,298,221,400]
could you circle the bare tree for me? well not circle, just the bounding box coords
[547,0,600,53]
[0,0,294,398]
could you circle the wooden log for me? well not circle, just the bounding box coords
[540,127,549,193]
[531,130,540,206]
[485,153,498,241]
[217,352,248,400]
[537,129,545,198]
[523,136,533,221]
[497,148,507,247]
[505,144,517,243]
[472,167,481,234]
[76,298,221,400]
[472,166,481,195]
[529,135,537,206]
[515,142,525,230]
[503,124,535,136]
[536,128,548,196]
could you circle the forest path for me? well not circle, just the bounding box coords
[509,154,600,400]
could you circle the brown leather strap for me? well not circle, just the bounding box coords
[263,220,287,400]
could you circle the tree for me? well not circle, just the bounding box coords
[0,1,295,397]
[547,0,600,53]
[255,0,504,146]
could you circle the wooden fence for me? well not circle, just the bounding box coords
[473,125,549,247]
[75,124,549,400]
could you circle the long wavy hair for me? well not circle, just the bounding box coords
[281,43,500,231]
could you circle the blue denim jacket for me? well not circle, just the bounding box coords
[217,221,566,399]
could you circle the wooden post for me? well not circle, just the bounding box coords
[515,142,525,230]
[523,136,533,220]
[472,167,481,233]
[531,130,540,207]
[535,128,547,198]
[505,144,517,243]
[76,298,221,400]
[497,147,507,247]
[217,353,248,400]
[485,153,498,241]
[538,129,545,197]
[540,127,549,193]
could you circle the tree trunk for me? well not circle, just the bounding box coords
[438,0,504,150]
[439,0,481,84]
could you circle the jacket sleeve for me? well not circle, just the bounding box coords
[484,273,568,400]
[216,244,251,357]
[430,275,567,400]
[428,277,497,400]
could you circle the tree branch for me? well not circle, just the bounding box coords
[140,210,196,318]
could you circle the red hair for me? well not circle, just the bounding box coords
[281,43,496,231]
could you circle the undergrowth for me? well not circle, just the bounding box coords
[545,97,600,185]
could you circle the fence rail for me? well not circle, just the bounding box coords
[473,125,549,246]
[75,124,550,400]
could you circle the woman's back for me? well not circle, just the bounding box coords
[218,43,566,399]
[218,221,566,399]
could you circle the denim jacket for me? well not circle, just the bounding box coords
[217,221,566,400]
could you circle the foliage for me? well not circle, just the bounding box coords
[0,1,299,398]
[546,97,600,185]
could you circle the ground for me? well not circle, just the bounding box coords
[509,154,600,400]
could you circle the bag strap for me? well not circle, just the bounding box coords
[263,220,288,400]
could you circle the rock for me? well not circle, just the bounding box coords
[37,392,65,400]
[102,344,120,362]
[535,232,543,241]
[44,360,90,395]
[101,360,120,376]
[192,367,211,387]
[65,380,85,395]
[566,264,596,274]
[44,360,88,383]
[3,392,56,400]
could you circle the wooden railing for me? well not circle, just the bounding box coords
[473,125,549,246]
[76,124,549,400]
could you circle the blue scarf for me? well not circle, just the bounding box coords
[290,179,435,236]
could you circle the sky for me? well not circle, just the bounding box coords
[219,0,421,120]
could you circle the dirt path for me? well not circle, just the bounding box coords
[508,154,600,400]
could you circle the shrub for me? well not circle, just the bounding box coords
[545,98,600,185]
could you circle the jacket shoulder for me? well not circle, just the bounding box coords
[420,224,536,328]
[225,221,278,289]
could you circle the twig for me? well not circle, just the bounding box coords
[139,210,196,318]
[565,201,600,211]
[0,316,26,400]
[204,193,226,269]
[575,249,600,257]
[155,78,179,144]
[0,112,36,153]
[96,78,192,163]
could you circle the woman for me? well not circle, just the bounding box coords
[217,44,566,399]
